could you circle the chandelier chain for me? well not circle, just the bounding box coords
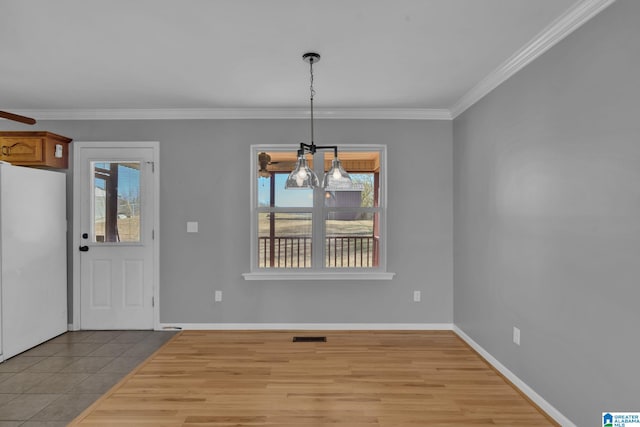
[309,58,315,144]
[309,59,316,101]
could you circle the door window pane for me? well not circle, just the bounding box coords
[93,161,141,243]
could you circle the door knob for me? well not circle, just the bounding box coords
[79,246,89,252]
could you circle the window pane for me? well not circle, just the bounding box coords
[258,173,313,208]
[93,161,141,243]
[258,212,312,268]
[324,173,375,209]
[325,212,379,268]
[324,151,379,208]
[257,152,314,208]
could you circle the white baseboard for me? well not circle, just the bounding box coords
[452,325,575,427]
[158,323,453,331]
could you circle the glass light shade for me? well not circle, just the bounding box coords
[285,156,319,189]
[322,158,353,189]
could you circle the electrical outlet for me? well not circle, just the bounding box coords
[413,290,421,302]
[214,290,222,302]
[513,327,520,346]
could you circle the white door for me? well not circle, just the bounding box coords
[75,143,158,329]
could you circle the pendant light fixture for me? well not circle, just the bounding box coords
[285,53,353,190]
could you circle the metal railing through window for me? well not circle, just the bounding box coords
[258,236,379,268]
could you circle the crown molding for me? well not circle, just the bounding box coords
[450,0,617,118]
[12,107,452,121]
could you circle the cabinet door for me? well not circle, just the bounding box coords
[0,137,44,163]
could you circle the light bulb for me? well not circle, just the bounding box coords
[323,158,353,189]
[286,155,318,189]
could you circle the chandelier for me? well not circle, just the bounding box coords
[285,52,353,190]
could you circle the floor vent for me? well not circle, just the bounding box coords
[292,336,327,342]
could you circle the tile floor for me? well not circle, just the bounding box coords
[0,330,176,426]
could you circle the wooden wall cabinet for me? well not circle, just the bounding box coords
[0,131,72,169]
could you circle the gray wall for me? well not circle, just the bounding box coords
[3,119,452,324]
[453,1,640,425]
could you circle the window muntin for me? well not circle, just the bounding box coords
[251,146,386,273]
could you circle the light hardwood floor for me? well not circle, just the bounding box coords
[70,330,558,426]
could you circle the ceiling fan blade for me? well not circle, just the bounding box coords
[0,111,37,125]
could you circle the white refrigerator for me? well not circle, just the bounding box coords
[0,162,67,361]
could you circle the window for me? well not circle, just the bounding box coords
[244,145,394,280]
[92,161,141,243]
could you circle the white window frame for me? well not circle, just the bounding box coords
[243,144,395,281]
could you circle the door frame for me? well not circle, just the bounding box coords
[72,141,160,331]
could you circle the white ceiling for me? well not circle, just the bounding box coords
[0,0,613,119]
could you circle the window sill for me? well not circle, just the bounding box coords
[242,271,396,281]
